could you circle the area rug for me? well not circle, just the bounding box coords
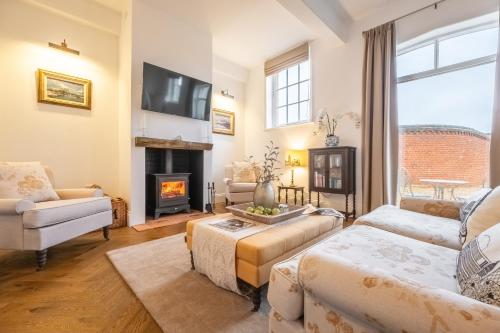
[132,211,207,231]
[107,234,269,333]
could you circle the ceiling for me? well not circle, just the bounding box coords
[91,0,399,68]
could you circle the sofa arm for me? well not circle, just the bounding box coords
[55,188,104,199]
[0,199,35,214]
[223,178,233,186]
[400,197,463,220]
[300,250,500,333]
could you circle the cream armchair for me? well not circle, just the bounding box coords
[0,167,112,270]
[223,164,258,205]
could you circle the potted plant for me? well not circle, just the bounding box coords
[251,141,280,209]
[313,109,361,147]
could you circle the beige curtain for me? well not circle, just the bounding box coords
[361,22,399,214]
[490,11,500,187]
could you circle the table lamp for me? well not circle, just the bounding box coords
[285,149,307,187]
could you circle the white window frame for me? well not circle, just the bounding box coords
[267,60,311,128]
[397,21,497,84]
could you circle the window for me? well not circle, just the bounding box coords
[397,15,498,201]
[266,60,311,127]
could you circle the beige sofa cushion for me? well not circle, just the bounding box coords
[232,161,257,183]
[23,197,111,228]
[227,182,256,193]
[0,162,59,202]
[465,186,500,244]
[354,205,462,250]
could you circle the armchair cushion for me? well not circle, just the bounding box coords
[55,188,104,199]
[0,198,35,214]
[232,161,257,183]
[0,162,59,202]
[400,197,463,220]
[354,205,462,250]
[23,197,111,228]
[226,182,256,193]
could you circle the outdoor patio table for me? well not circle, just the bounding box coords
[419,179,468,200]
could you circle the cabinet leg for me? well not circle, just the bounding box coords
[353,193,356,219]
[278,190,281,203]
[317,192,320,208]
[345,194,349,218]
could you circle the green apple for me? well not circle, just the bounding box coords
[271,208,280,215]
[246,207,255,213]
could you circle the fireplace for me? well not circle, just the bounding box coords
[147,173,190,219]
[145,147,204,219]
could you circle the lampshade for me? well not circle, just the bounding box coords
[285,149,307,167]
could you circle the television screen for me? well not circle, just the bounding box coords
[141,62,212,121]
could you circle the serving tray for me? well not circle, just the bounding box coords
[226,203,307,225]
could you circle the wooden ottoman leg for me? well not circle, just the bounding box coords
[36,249,48,271]
[190,251,195,270]
[250,286,262,312]
[103,226,110,240]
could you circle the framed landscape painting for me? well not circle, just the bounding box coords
[212,109,235,135]
[37,69,92,110]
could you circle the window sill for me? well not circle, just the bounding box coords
[265,120,315,131]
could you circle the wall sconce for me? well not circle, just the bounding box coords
[221,89,234,99]
[48,39,79,55]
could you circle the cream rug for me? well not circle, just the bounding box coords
[107,234,269,333]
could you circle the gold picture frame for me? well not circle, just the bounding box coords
[212,109,235,135]
[37,69,91,110]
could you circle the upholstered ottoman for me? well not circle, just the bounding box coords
[185,213,343,310]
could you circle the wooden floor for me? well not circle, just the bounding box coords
[0,204,350,332]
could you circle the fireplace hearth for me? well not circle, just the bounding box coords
[147,173,190,219]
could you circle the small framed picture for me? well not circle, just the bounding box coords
[37,69,92,110]
[212,109,235,135]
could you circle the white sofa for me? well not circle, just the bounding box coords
[268,225,500,333]
[0,167,112,269]
[223,164,258,205]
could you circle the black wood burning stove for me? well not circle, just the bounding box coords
[147,173,191,219]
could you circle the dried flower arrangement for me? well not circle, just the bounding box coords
[245,141,281,183]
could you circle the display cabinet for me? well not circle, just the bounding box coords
[308,146,356,218]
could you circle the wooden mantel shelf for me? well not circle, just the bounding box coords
[135,137,213,151]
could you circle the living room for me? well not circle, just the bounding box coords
[1,0,500,332]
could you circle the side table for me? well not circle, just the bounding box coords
[278,185,305,205]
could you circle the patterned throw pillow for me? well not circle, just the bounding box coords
[0,162,59,202]
[232,162,257,183]
[456,222,500,306]
[464,187,500,245]
[459,189,492,244]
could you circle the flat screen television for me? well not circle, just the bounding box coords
[141,62,212,121]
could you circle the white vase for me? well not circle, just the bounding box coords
[253,181,275,208]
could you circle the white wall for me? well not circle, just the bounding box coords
[212,56,248,203]
[244,0,499,212]
[128,0,213,225]
[0,0,119,195]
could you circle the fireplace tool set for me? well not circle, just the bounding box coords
[205,182,216,214]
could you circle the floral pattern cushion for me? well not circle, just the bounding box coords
[354,205,462,250]
[0,162,59,202]
[298,226,500,333]
[457,223,500,306]
[268,251,304,321]
[464,186,500,245]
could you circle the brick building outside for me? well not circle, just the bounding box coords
[399,125,490,199]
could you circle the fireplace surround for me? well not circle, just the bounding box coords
[145,147,204,219]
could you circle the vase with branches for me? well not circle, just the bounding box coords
[249,141,280,208]
[313,108,361,147]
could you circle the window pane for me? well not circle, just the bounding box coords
[288,84,298,104]
[299,101,309,121]
[278,70,287,89]
[299,61,310,80]
[277,88,287,107]
[439,27,498,67]
[397,44,435,77]
[288,65,299,85]
[299,81,309,101]
[277,106,287,126]
[288,104,298,123]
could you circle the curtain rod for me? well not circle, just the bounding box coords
[365,0,447,31]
